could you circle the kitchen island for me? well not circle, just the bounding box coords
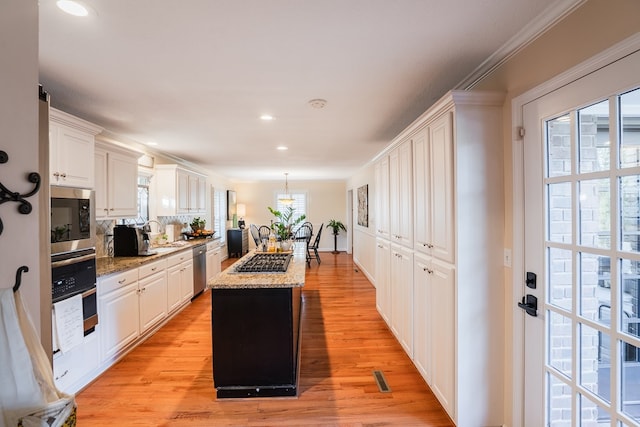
[208,246,306,398]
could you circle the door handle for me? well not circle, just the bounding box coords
[518,294,538,317]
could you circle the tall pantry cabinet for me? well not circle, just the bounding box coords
[373,90,504,426]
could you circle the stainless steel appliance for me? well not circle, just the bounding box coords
[50,186,95,255]
[192,243,207,299]
[234,253,292,273]
[51,248,98,348]
[113,224,156,256]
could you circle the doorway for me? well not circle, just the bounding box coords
[514,39,640,426]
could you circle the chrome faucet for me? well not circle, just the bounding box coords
[142,219,165,235]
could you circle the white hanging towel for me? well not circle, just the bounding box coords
[0,288,75,427]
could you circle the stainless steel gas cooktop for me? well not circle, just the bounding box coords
[234,253,292,273]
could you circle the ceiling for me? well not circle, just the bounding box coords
[39,0,581,182]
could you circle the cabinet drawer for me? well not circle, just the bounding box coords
[167,250,192,268]
[138,258,166,279]
[99,269,138,294]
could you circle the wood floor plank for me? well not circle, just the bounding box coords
[75,253,454,426]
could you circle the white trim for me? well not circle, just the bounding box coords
[510,32,640,427]
[457,0,587,90]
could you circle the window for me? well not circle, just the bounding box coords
[135,173,151,225]
[213,188,226,243]
[275,192,307,222]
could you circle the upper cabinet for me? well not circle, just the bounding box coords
[388,137,413,248]
[155,164,207,216]
[413,112,454,263]
[95,141,141,219]
[374,156,390,239]
[50,108,103,188]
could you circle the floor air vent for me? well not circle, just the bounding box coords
[372,370,391,393]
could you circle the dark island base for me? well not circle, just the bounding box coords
[211,287,302,399]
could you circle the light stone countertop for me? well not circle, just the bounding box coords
[209,245,306,290]
[96,237,221,278]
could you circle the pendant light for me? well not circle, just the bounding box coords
[278,173,295,205]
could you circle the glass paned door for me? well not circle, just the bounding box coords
[522,49,640,427]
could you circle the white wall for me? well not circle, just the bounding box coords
[0,0,40,329]
[346,164,376,283]
[234,179,347,252]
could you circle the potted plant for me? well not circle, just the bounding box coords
[190,217,206,233]
[327,219,347,254]
[268,206,306,250]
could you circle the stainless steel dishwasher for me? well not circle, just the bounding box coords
[192,243,207,299]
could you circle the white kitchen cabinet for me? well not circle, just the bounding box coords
[413,113,454,263]
[390,243,413,357]
[413,252,455,417]
[388,139,413,247]
[95,141,140,219]
[138,259,168,333]
[167,250,194,312]
[375,238,391,325]
[52,328,100,394]
[98,269,140,363]
[156,164,207,216]
[375,91,505,426]
[49,108,103,188]
[374,156,390,239]
[206,240,222,282]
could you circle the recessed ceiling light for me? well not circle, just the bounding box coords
[146,141,158,146]
[56,0,89,16]
[276,146,288,151]
[260,115,275,121]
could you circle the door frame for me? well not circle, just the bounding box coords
[510,33,640,427]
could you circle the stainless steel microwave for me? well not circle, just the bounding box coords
[50,186,96,255]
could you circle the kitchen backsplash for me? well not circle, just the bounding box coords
[96,215,194,258]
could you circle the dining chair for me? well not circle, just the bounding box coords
[308,223,323,265]
[258,225,271,243]
[249,224,260,246]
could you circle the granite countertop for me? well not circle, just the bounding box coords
[97,237,221,277]
[209,245,306,290]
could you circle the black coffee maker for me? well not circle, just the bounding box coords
[113,225,153,256]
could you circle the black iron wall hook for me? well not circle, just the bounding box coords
[13,266,29,293]
[0,150,41,236]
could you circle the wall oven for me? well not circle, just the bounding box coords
[51,248,98,347]
[50,186,95,255]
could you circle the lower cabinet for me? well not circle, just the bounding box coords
[99,269,140,363]
[206,241,222,282]
[138,260,168,333]
[413,253,455,417]
[167,251,194,313]
[390,243,414,357]
[375,238,391,325]
[52,328,100,393]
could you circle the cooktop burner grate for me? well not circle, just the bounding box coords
[234,253,292,273]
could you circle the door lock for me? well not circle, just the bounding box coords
[518,294,538,317]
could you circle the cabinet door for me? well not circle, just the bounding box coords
[429,113,454,263]
[94,148,109,217]
[188,174,199,212]
[429,259,455,417]
[412,253,431,384]
[390,244,414,357]
[413,129,430,253]
[206,246,221,282]
[107,150,138,218]
[139,271,168,333]
[180,260,194,303]
[177,170,190,213]
[54,125,95,188]
[53,330,100,394]
[99,282,140,362]
[375,239,391,325]
[389,140,413,247]
[167,264,182,313]
[374,158,390,239]
[196,176,207,213]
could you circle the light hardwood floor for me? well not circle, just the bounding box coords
[76,253,454,426]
